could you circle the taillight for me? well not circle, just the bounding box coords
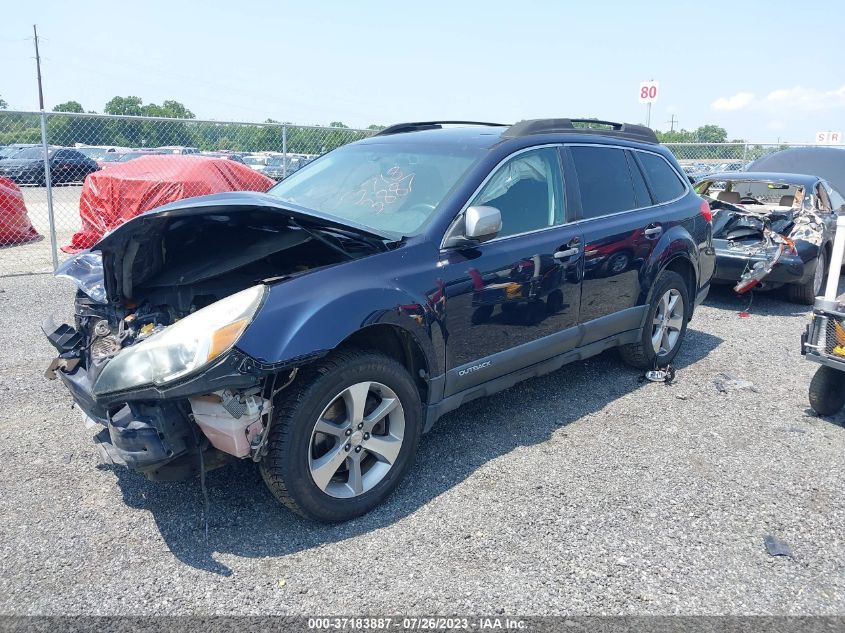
[699,200,712,223]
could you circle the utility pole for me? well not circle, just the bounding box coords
[33,24,58,270]
[33,24,45,110]
[666,114,678,132]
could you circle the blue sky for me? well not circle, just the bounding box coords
[2,0,844,141]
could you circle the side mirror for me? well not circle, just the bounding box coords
[465,205,501,241]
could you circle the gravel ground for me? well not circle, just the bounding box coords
[0,273,843,616]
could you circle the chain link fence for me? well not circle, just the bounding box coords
[0,110,843,276]
[664,142,845,180]
[0,111,373,275]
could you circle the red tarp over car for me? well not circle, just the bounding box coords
[64,155,276,252]
[0,176,40,245]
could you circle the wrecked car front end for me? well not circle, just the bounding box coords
[44,192,386,480]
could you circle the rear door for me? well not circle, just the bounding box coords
[566,144,663,328]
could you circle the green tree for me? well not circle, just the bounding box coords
[53,101,85,113]
[104,96,144,116]
[694,124,728,143]
[142,100,195,119]
[0,95,7,109]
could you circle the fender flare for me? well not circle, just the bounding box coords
[236,275,443,378]
[641,226,699,305]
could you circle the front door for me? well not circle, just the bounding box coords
[438,146,583,395]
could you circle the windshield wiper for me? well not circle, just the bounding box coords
[288,219,389,261]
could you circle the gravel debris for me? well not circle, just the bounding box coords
[0,274,843,615]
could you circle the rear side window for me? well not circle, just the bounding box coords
[570,146,637,219]
[626,151,652,207]
[637,152,686,203]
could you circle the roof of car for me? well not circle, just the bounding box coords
[357,125,509,149]
[356,122,664,151]
[699,172,821,186]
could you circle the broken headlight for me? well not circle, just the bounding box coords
[93,285,266,395]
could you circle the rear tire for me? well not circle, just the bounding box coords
[788,250,826,305]
[808,365,845,416]
[619,270,689,370]
[259,349,422,522]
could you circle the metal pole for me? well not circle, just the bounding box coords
[39,111,58,271]
[824,214,845,301]
[646,103,652,128]
[282,124,288,179]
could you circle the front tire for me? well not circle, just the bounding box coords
[808,365,845,416]
[259,349,422,522]
[619,270,690,370]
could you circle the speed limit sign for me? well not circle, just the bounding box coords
[638,81,660,104]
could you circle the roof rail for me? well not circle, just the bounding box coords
[502,118,659,144]
[375,121,506,136]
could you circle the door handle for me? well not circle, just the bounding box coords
[644,224,663,238]
[554,247,579,259]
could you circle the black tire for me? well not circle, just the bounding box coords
[546,289,564,314]
[808,365,845,416]
[787,250,826,305]
[605,251,631,276]
[471,304,494,324]
[619,270,690,370]
[259,349,422,522]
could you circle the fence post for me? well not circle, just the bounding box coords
[742,142,748,164]
[38,110,58,271]
[282,124,288,179]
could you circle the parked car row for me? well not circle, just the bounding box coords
[0,143,316,185]
[0,146,99,185]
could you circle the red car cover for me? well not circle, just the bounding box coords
[64,155,276,253]
[0,176,40,245]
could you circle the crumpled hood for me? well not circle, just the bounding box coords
[87,191,390,303]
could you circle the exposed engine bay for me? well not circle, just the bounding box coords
[46,199,388,479]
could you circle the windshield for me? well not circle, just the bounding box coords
[119,152,158,162]
[77,147,110,160]
[698,179,802,205]
[267,142,483,235]
[9,147,45,160]
[243,156,268,166]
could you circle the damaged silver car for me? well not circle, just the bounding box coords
[695,172,844,304]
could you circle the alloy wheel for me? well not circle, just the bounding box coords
[651,289,684,356]
[308,381,405,499]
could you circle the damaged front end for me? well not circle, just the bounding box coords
[43,194,383,480]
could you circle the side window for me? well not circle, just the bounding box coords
[816,184,832,212]
[625,151,652,207]
[570,146,637,219]
[472,147,563,238]
[637,152,686,203]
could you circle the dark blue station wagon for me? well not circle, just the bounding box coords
[46,119,715,521]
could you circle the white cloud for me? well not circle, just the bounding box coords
[762,85,845,111]
[710,86,845,114]
[711,92,755,111]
